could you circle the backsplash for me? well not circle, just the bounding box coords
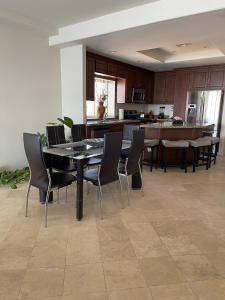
[116,103,174,117]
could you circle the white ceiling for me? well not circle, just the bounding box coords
[84,10,225,71]
[0,0,157,29]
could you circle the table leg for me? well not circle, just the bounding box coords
[76,159,84,221]
[131,170,142,189]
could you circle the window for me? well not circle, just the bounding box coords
[86,77,116,118]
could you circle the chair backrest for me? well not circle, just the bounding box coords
[71,124,86,142]
[123,124,140,140]
[23,133,49,191]
[126,129,145,175]
[46,125,66,146]
[99,132,123,185]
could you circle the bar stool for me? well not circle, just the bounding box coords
[144,139,160,171]
[210,137,220,166]
[189,137,211,172]
[161,140,189,173]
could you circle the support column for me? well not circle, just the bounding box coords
[60,44,86,132]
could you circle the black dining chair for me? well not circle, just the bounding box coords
[46,125,77,173]
[119,129,145,205]
[71,124,102,166]
[83,132,123,218]
[23,133,76,227]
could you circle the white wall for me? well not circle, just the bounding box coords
[60,44,86,137]
[0,24,61,170]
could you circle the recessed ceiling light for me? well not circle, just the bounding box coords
[176,43,192,48]
[109,50,117,54]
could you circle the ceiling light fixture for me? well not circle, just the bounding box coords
[176,43,192,48]
[109,50,117,54]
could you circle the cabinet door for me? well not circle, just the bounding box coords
[207,68,224,88]
[95,59,108,74]
[108,63,117,76]
[153,72,166,103]
[174,70,191,119]
[86,57,95,101]
[191,70,208,89]
[164,72,175,104]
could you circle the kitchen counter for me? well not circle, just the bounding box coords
[86,119,141,126]
[142,122,214,129]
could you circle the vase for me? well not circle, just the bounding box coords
[97,102,106,119]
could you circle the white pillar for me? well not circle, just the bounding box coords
[60,44,86,130]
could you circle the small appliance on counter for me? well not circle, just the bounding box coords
[124,110,139,119]
[158,106,165,119]
[172,116,183,125]
[118,108,124,120]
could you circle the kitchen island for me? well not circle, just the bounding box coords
[142,122,214,165]
[142,122,214,140]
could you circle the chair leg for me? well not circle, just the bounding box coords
[57,189,59,203]
[86,180,90,196]
[45,187,51,228]
[163,147,167,173]
[150,147,154,172]
[118,177,124,209]
[184,148,187,173]
[138,162,144,197]
[125,174,130,206]
[206,146,211,170]
[193,148,197,173]
[65,186,68,203]
[155,146,159,169]
[25,181,31,217]
[98,185,103,220]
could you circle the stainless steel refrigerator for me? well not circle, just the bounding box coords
[186,90,224,136]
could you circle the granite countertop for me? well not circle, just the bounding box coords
[141,122,214,129]
[86,119,141,126]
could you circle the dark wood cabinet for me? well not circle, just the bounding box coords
[86,56,95,101]
[173,70,190,119]
[153,72,175,104]
[191,69,208,89]
[207,68,224,88]
[95,59,108,74]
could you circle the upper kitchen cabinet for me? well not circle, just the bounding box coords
[95,59,108,74]
[153,71,175,104]
[190,69,208,89]
[86,56,95,101]
[207,67,225,88]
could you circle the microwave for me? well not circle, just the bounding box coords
[132,88,146,103]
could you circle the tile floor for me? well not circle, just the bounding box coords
[1,158,225,299]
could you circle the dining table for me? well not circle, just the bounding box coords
[42,138,142,221]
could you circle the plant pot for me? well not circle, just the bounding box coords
[97,102,106,119]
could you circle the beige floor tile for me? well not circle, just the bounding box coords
[97,219,129,242]
[20,268,64,298]
[140,257,185,286]
[103,260,146,291]
[160,236,201,256]
[64,263,106,295]
[0,269,26,299]
[150,283,197,300]
[100,239,136,261]
[62,292,107,300]
[189,279,225,300]
[66,237,101,265]
[205,252,225,277]
[108,287,153,300]
[21,297,62,300]
[0,247,32,270]
[173,254,222,282]
[29,245,66,268]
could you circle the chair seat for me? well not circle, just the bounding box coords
[189,137,211,147]
[83,169,98,185]
[87,157,102,166]
[211,137,220,144]
[144,139,159,147]
[162,140,189,148]
[51,173,76,189]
